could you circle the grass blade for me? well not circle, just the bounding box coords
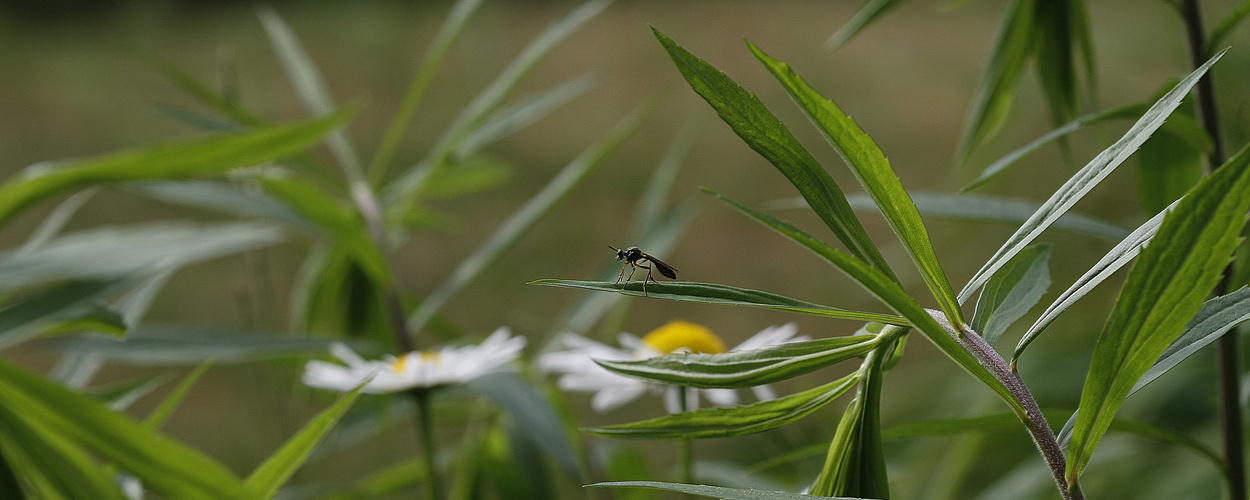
[953,0,1035,167]
[454,73,599,161]
[1206,0,1250,56]
[0,280,126,350]
[0,408,127,500]
[971,245,1051,348]
[0,109,353,228]
[532,280,906,326]
[653,28,896,281]
[825,0,911,51]
[244,381,365,498]
[958,50,1226,304]
[587,373,858,439]
[406,97,649,336]
[1066,138,1250,483]
[144,360,215,430]
[750,41,963,325]
[588,480,872,500]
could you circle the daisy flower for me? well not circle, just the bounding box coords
[540,321,807,413]
[303,327,526,394]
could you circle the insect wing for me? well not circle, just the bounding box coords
[642,252,678,279]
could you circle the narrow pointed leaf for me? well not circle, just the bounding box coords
[953,0,1035,167]
[0,109,353,227]
[1015,199,1176,362]
[653,28,895,281]
[145,360,215,430]
[43,327,348,365]
[971,245,1051,347]
[1066,139,1250,481]
[455,73,599,161]
[0,280,125,349]
[588,481,873,500]
[825,0,911,51]
[751,41,963,325]
[0,357,250,499]
[1138,129,1201,215]
[587,373,858,439]
[532,280,906,326]
[0,409,128,500]
[1207,0,1250,56]
[128,180,316,232]
[1033,0,1080,128]
[705,189,1025,414]
[19,189,98,253]
[809,343,891,498]
[595,337,881,388]
[959,50,1226,304]
[245,381,365,498]
[406,99,650,335]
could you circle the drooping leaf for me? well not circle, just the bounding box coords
[953,0,1036,167]
[652,28,896,281]
[971,245,1051,347]
[1138,129,1201,215]
[958,50,1226,304]
[750,41,963,327]
[0,109,353,227]
[587,373,858,439]
[595,336,881,389]
[1066,139,1250,482]
[532,280,906,326]
[406,98,652,336]
[588,480,872,500]
[244,381,365,498]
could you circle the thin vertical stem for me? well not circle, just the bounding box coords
[414,389,442,500]
[677,386,695,500]
[1180,1,1246,498]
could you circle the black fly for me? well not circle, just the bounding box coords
[609,245,678,296]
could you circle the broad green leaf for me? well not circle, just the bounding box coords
[465,372,581,480]
[1015,199,1176,363]
[406,97,651,336]
[532,280,907,326]
[0,407,128,500]
[961,103,1210,192]
[958,50,1226,305]
[454,74,599,161]
[595,336,881,388]
[0,109,353,227]
[43,327,350,365]
[751,41,963,325]
[586,373,858,439]
[825,0,912,51]
[245,381,365,498]
[1067,138,1250,482]
[1138,129,1201,215]
[144,360,216,430]
[0,222,283,291]
[0,280,125,349]
[704,189,1025,414]
[258,6,365,182]
[0,357,249,499]
[384,0,612,204]
[772,191,1129,241]
[652,28,896,281]
[1207,0,1250,56]
[588,480,873,500]
[971,245,1051,347]
[953,0,1035,167]
[128,180,316,233]
[809,341,892,498]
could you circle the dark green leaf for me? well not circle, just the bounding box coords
[809,341,893,498]
[1033,0,1080,128]
[587,373,858,439]
[532,280,906,326]
[245,381,365,498]
[0,280,125,349]
[588,480,874,500]
[1138,130,1201,215]
[0,407,128,500]
[652,28,896,281]
[953,0,1036,167]
[971,245,1051,347]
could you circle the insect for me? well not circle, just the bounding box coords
[609,245,678,296]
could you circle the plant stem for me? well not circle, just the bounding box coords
[1180,1,1247,498]
[414,389,442,500]
[677,386,695,500]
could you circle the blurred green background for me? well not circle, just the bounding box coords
[1,0,1247,496]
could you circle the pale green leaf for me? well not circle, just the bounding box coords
[971,245,1051,347]
[244,381,365,498]
[0,280,125,350]
[44,327,349,365]
[809,340,894,498]
[825,0,912,51]
[144,360,216,430]
[588,480,874,500]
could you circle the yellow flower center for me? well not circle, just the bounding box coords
[392,351,440,372]
[641,320,726,354]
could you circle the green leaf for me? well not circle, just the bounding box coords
[0,280,125,349]
[1066,138,1250,482]
[0,221,284,291]
[0,407,128,500]
[1014,200,1174,362]
[128,180,316,233]
[370,0,486,182]
[406,97,651,336]
[652,28,896,281]
[43,327,349,365]
[1138,129,1201,215]
[825,0,912,51]
[532,280,906,326]
[454,74,599,161]
[19,188,99,253]
[419,154,513,200]
[146,55,264,128]
[244,380,365,498]
[0,357,250,499]
[596,337,880,389]
[587,372,858,440]
[750,41,964,326]
[465,372,581,480]
[971,245,1051,347]
[144,360,216,430]
[953,0,1036,167]
[809,341,893,498]
[704,190,1025,414]
[0,109,353,228]
[384,0,612,204]
[1207,0,1250,56]
[588,480,874,500]
[1032,0,1080,128]
[958,50,1226,304]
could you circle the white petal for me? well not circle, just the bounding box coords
[703,388,738,407]
[590,384,647,413]
[732,323,807,352]
[751,385,777,402]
